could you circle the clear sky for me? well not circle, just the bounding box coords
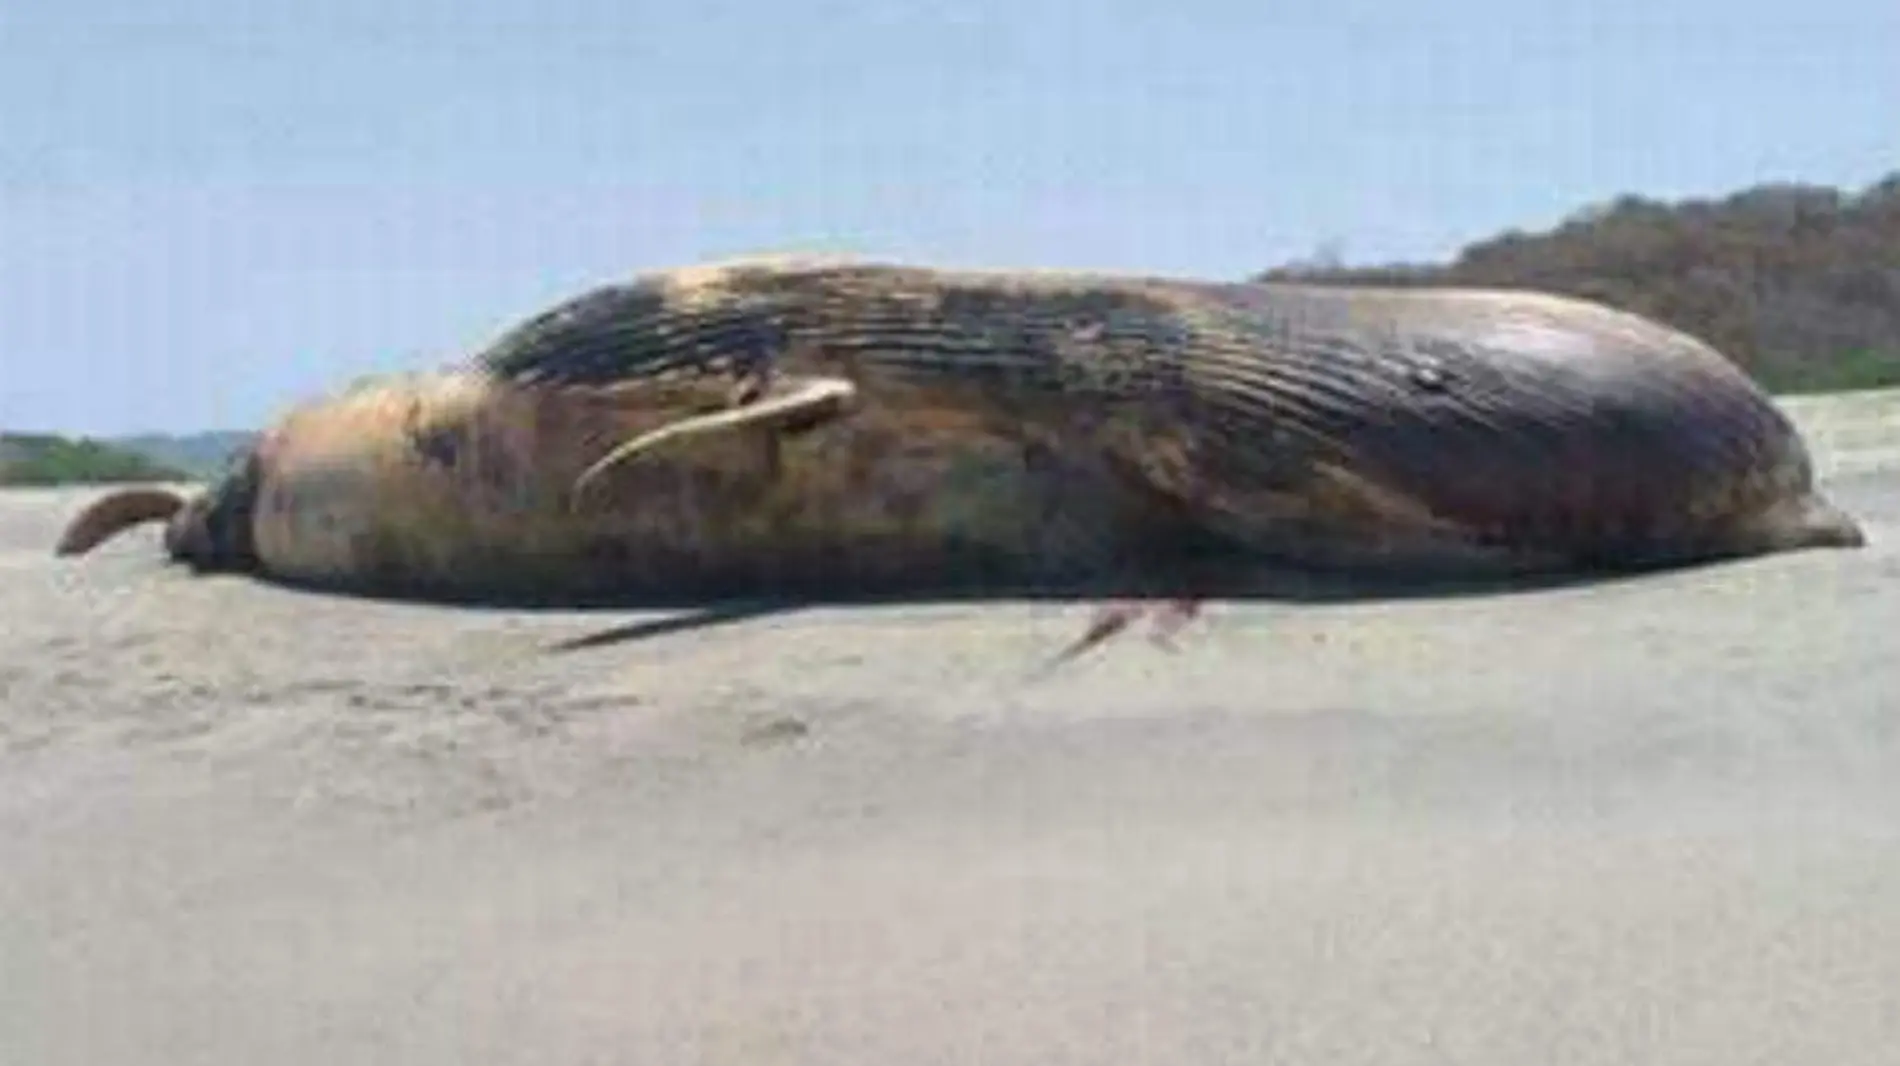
[3,0,1896,434]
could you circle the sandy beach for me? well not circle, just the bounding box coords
[5,390,1900,1064]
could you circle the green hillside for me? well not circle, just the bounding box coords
[108,431,255,479]
[1256,172,1900,394]
[0,434,190,487]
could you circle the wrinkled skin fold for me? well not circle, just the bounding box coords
[55,256,1865,612]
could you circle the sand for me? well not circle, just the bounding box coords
[5,390,1900,1064]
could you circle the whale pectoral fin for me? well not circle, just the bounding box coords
[569,375,859,507]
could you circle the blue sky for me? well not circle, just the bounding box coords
[2,0,1896,434]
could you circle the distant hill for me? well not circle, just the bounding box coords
[107,431,255,479]
[0,433,190,487]
[1256,172,1900,394]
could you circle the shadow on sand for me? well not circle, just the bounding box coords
[238,545,1755,656]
